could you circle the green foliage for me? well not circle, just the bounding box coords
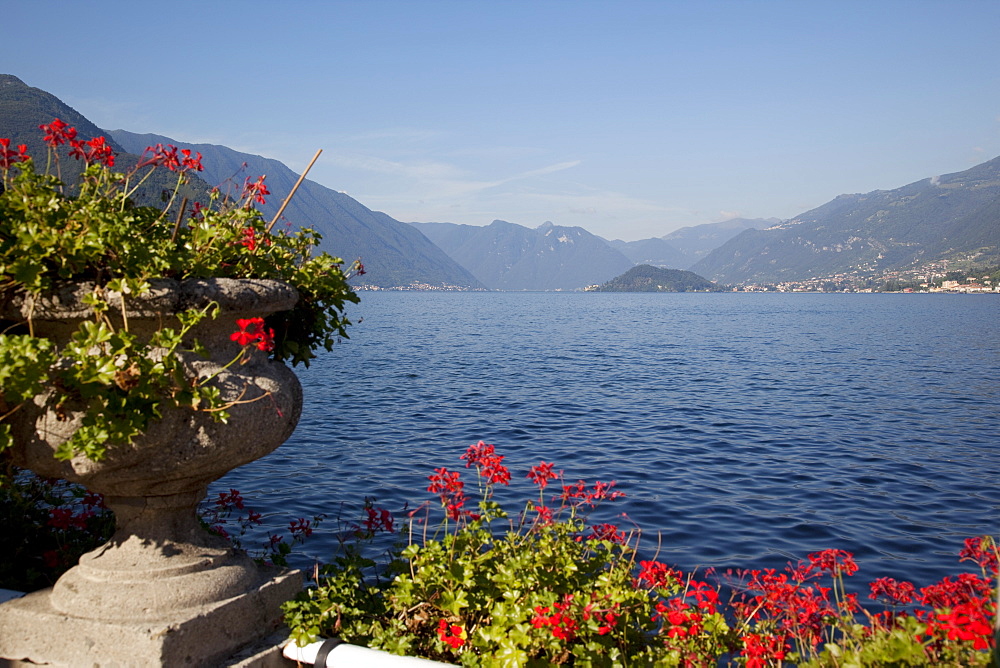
[805,616,932,667]
[876,278,923,293]
[283,446,715,665]
[284,486,674,665]
[593,264,721,292]
[940,264,1000,287]
[283,444,998,666]
[0,122,359,461]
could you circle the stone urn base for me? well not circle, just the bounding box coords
[0,567,301,667]
[0,489,303,666]
[0,491,304,666]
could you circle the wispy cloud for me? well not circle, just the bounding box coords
[505,160,582,181]
[326,151,581,199]
[329,153,468,181]
[338,128,447,145]
[526,190,682,216]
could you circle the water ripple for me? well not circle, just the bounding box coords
[214,293,1000,588]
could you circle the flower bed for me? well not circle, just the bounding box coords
[283,442,998,666]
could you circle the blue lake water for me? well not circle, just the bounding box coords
[212,292,1000,588]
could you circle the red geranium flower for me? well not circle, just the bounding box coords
[242,175,270,206]
[241,227,258,252]
[959,536,998,574]
[230,317,275,352]
[869,576,915,605]
[807,548,858,577]
[0,138,29,169]
[69,136,115,167]
[289,518,313,538]
[588,522,626,543]
[461,441,510,485]
[636,560,681,590]
[437,619,465,649]
[179,148,203,171]
[527,461,559,489]
[362,506,395,533]
[39,118,76,147]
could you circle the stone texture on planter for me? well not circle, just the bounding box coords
[0,569,302,667]
[0,278,307,666]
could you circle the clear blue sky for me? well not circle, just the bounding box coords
[4,0,999,240]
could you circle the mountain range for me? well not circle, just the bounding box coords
[0,75,207,212]
[690,163,1000,285]
[410,220,635,290]
[107,130,483,290]
[606,218,770,270]
[3,73,998,290]
[0,74,481,290]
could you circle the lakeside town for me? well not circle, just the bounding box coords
[734,280,998,293]
[735,260,1000,293]
[355,262,1000,293]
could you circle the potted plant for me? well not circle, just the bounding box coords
[0,119,359,666]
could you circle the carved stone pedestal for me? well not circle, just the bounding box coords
[0,279,307,667]
[0,568,301,667]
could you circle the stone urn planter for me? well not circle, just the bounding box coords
[0,278,305,667]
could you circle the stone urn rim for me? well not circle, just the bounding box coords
[9,276,306,496]
[1,276,299,322]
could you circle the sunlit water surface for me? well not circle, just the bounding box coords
[213,292,1000,588]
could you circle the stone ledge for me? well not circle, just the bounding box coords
[0,570,302,668]
[222,629,298,668]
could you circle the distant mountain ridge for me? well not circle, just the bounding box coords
[605,237,689,269]
[662,218,772,259]
[0,75,119,156]
[109,131,483,290]
[0,75,209,211]
[606,218,768,269]
[691,161,1000,284]
[411,220,635,290]
[0,73,481,289]
[7,74,996,290]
